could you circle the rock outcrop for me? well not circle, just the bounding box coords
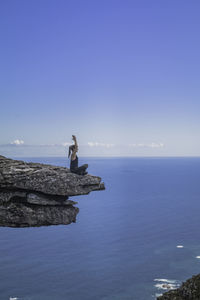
[0,155,105,227]
[157,274,200,300]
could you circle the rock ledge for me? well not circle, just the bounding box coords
[0,156,105,227]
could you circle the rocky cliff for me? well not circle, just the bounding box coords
[0,155,105,227]
[157,274,200,300]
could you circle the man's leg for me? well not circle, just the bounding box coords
[75,164,88,175]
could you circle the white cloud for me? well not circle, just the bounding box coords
[88,142,115,148]
[129,142,164,148]
[61,142,71,147]
[10,139,24,145]
[149,142,164,148]
[3,141,71,148]
[27,142,71,147]
[1,141,164,149]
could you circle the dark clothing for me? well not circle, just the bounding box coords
[70,155,88,175]
[70,156,78,171]
[72,164,88,175]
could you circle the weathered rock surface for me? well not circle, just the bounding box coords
[157,274,200,300]
[0,155,105,227]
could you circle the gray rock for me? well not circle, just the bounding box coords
[0,201,79,227]
[26,193,77,206]
[0,155,105,227]
[157,274,200,300]
[0,155,104,196]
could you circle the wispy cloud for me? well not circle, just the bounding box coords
[129,142,164,148]
[61,142,71,147]
[149,142,164,148]
[0,140,166,157]
[88,142,115,148]
[10,139,24,145]
[38,142,71,147]
[4,141,71,147]
[0,141,164,149]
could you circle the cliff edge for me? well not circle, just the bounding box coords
[0,155,105,227]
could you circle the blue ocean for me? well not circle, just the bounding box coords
[1,157,200,300]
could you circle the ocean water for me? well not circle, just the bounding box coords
[1,157,200,300]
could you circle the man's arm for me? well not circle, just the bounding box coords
[72,135,78,151]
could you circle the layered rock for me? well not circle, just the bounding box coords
[0,155,105,227]
[157,274,200,300]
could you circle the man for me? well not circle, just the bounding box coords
[68,135,88,175]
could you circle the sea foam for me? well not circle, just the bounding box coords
[154,278,180,291]
[154,278,178,284]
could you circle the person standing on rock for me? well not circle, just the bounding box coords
[68,135,88,175]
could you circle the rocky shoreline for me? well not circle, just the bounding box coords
[157,274,200,299]
[0,155,105,227]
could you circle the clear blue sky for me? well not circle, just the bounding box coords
[0,0,200,156]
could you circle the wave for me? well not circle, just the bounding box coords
[154,278,180,292]
[154,283,178,290]
[154,278,178,284]
[154,293,163,298]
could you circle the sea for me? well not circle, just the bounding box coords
[0,157,200,300]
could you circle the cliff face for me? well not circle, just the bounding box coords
[0,155,105,227]
[157,274,200,300]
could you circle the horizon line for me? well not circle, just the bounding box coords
[10,155,200,159]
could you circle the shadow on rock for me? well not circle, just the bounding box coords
[0,190,79,227]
